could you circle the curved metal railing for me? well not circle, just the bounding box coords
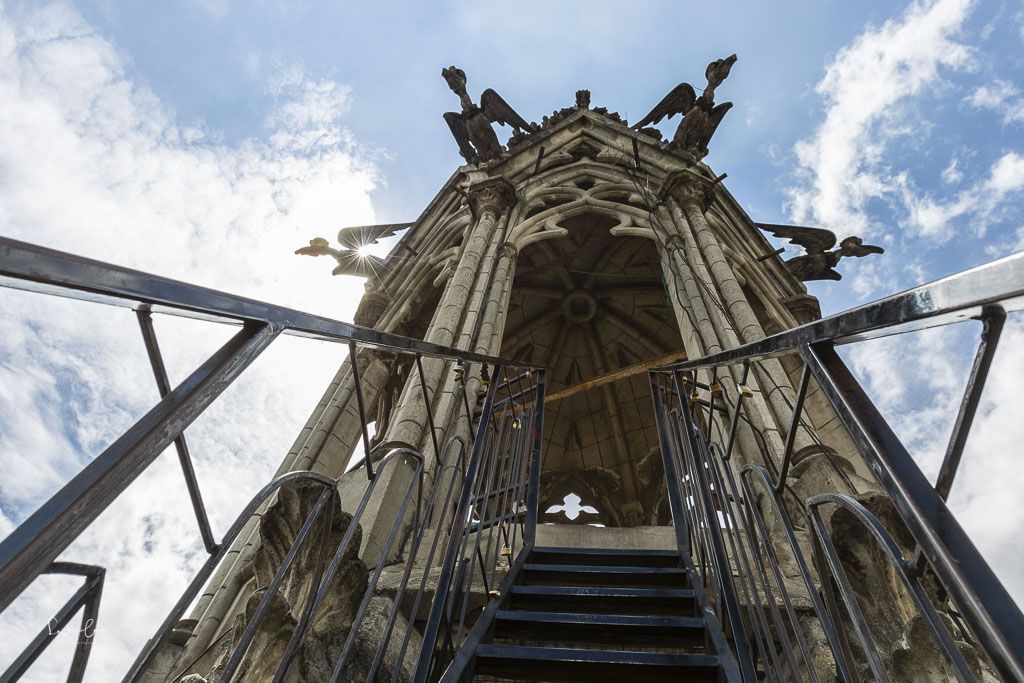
[650,250,1024,682]
[0,236,544,682]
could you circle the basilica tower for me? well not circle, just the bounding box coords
[127,58,1016,683]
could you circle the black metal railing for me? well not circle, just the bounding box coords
[0,236,545,682]
[4,232,1023,682]
[0,562,105,683]
[650,251,1024,682]
[414,366,546,683]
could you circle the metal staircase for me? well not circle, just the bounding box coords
[1,237,1024,681]
[455,545,736,682]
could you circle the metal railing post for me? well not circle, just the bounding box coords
[668,372,757,682]
[0,322,280,612]
[649,372,690,555]
[523,370,546,547]
[348,341,376,480]
[414,365,504,683]
[934,306,1006,501]
[775,360,810,493]
[136,309,217,553]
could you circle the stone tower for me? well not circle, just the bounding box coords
[136,59,1007,682]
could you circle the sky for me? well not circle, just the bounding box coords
[0,0,1022,679]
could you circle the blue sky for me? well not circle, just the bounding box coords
[0,0,1023,679]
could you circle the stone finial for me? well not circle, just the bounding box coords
[466,177,517,220]
[575,90,591,109]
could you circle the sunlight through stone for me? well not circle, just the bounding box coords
[544,492,598,521]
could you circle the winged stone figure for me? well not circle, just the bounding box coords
[442,66,537,164]
[295,222,406,278]
[633,54,738,160]
[756,223,885,281]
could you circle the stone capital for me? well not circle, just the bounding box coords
[353,344,393,371]
[662,234,685,250]
[657,170,717,212]
[781,293,822,325]
[498,242,519,260]
[353,286,391,328]
[466,177,517,220]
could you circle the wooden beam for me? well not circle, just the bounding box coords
[544,349,687,405]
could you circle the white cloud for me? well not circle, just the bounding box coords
[941,155,964,184]
[794,0,1024,614]
[964,79,1024,124]
[845,317,1024,607]
[988,151,1024,195]
[788,0,976,237]
[0,3,377,680]
[902,152,1024,241]
[965,79,1015,107]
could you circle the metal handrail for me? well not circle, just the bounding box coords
[650,251,1024,681]
[0,237,534,365]
[806,493,975,682]
[659,249,1024,372]
[0,236,543,683]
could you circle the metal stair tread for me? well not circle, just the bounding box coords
[475,644,720,666]
[509,585,695,598]
[495,609,704,629]
[522,563,685,574]
[531,546,678,557]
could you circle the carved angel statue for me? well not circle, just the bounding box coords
[633,54,738,160]
[756,223,885,281]
[442,66,537,164]
[295,223,405,278]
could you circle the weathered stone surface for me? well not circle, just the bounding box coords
[337,596,422,683]
[441,66,535,165]
[826,492,991,681]
[169,481,369,682]
[159,64,995,683]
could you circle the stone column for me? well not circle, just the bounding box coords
[477,242,519,356]
[422,240,521,531]
[383,177,516,455]
[435,240,519,440]
[349,178,515,564]
[279,284,395,476]
[665,174,815,460]
[656,208,783,467]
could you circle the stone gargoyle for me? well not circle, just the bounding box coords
[295,223,403,278]
[441,66,537,165]
[756,222,885,281]
[633,54,737,160]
